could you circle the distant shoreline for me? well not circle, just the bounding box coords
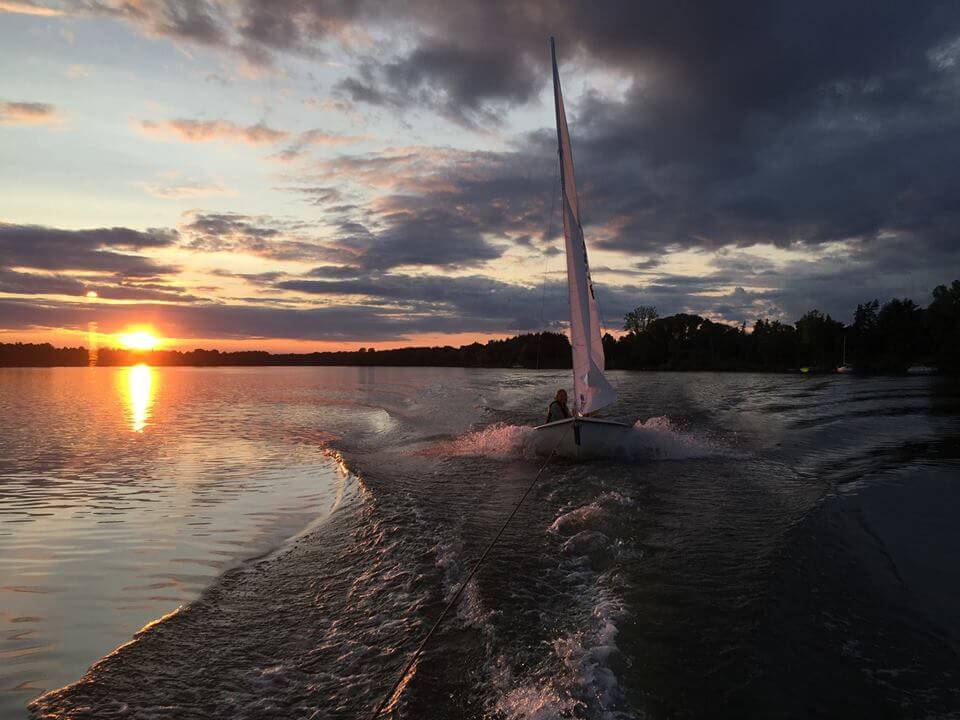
[0,365,946,377]
[0,340,946,376]
[4,278,958,378]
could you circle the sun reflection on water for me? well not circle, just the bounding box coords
[126,364,155,432]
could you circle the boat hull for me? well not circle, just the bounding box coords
[532,417,634,460]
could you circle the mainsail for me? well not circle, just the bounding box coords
[551,37,617,416]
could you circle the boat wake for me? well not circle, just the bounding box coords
[431,481,638,720]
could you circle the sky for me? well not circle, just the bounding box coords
[2,1,960,352]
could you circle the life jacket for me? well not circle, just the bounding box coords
[546,400,570,423]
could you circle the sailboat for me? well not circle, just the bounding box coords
[836,335,852,373]
[533,38,634,460]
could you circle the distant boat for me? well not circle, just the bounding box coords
[534,38,634,460]
[836,336,853,374]
[906,366,937,375]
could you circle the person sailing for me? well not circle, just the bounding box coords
[546,389,571,423]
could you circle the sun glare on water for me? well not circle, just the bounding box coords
[126,364,155,432]
[117,330,160,351]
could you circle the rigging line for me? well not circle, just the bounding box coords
[535,161,560,370]
[370,437,564,719]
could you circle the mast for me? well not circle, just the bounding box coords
[550,37,617,416]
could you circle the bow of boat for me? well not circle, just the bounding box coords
[533,416,634,460]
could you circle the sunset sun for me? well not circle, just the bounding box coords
[117,330,160,351]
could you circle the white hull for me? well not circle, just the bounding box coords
[533,417,634,460]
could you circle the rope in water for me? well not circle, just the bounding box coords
[370,438,563,718]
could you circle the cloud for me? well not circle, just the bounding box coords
[0,100,61,126]
[78,0,228,48]
[178,211,339,263]
[268,128,369,162]
[357,207,503,270]
[64,64,93,78]
[0,296,532,342]
[0,1,61,16]
[288,144,554,272]
[0,268,87,296]
[0,269,196,302]
[278,272,553,329]
[133,0,960,267]
[137,179,235,199]
[0,222,178,275]
[139,118,288,144]
[339,41,542,126]
[284,186,343,206]
[7,1,960,345]
[0,224,194,303]
[180,197,506,271]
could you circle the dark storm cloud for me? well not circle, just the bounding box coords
[278,270,652,333]
[279,273,539,324]
[359,208,503,270]
[306,265,362,279]
[299,145,557,269]
[0,222,178,275]
[310,1,960,266]
[338,41,542,126]
[180,207,503,271]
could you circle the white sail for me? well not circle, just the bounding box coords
[551,37,617,416]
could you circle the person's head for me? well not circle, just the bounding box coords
[555,389,568,405]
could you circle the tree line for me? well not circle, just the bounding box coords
[1,280,957,372]
[607,280,959,372]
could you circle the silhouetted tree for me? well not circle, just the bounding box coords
[752,319,799,370]
[874,298,927,372]
[623,305,659,334]
[927,281,960,371]
[795,309,844,370]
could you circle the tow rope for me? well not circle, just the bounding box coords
[371,437,563,718]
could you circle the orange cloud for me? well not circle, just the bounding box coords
[310,145,471,192]
[0,1,61,16]
[0,100,61,126]
[139,118,289,144]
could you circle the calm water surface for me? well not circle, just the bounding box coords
[1,367,958,719]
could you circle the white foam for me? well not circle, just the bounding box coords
[550,491,633,537]
[415,422,536,459]
[624,415,719,459]
[488,487,641,720]
[417,416,730,463]
[490,583,636,720]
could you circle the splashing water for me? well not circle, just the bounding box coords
[418,416,726,462]
[416,422,537,459]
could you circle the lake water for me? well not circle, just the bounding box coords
[1,367,958,719]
